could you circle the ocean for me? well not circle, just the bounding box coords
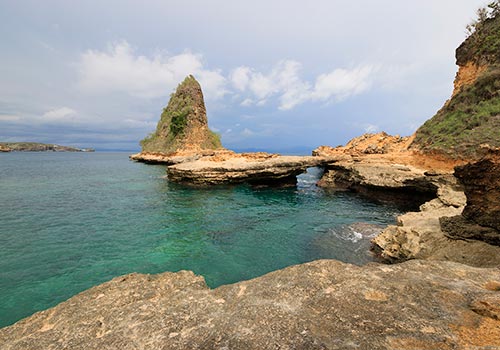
[0,152,404,328]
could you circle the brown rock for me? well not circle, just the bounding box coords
[371,175,500,267]
[1,260,500,349]
[455,150,500,231]
[166,155,332,186]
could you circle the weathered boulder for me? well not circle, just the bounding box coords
[2,259,500,349]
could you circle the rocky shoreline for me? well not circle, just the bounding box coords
[2,259,499,349]
[4,10,500,346]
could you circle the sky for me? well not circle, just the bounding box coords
[0,0,490,152]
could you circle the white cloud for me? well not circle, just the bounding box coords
[364,124,379,133]
[123,119,157,128]
[240,98,254,107]
[230,67,251,91]
[231,60,374,110]
[0,115,21,122]
[42,107,77,121]
[311,66,374,102]
[241,128,254,137]
[77,41,227,100]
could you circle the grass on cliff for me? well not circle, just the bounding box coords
[413,8,500,159]
[461,2,500,65]
[414,67,500,158]
[140,76,222,153]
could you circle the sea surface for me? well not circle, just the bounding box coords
[0,152,406,328]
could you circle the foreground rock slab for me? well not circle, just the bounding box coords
[1,259,500,349]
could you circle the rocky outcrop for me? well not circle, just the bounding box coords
[451,61,488,97]
[2,259,500,349]
[411,9,500,159]
[0,145,11,152]
[138,75,223,157]
[313,132,412,156]
[316,155,439,206]
[129,149,231,165]
[440,149,500,245]
[167,153,332,186]
[371,172,500,267]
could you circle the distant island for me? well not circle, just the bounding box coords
[0,142,94,153]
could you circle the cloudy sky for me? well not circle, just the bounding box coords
[0,0,489,152]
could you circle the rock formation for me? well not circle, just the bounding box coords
[167,152,331,186]
[440,148,500,245]
[313,132,412,156]
[316,156,438,203]
[0,144,11,152]
[371,172,500,267]
[131,75,223,163]
[2,259,500,349]
[411,9,500,159]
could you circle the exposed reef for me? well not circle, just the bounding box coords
[2,259,500,349]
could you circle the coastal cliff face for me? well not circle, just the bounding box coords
[2,259,500,349]
[441,149,500,245]
[139,75,223,154]
[411,10,500,159]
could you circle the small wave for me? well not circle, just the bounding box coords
[297,167,324,189]
[328,227,364,243]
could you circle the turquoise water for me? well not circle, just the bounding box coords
[0,152,404,328]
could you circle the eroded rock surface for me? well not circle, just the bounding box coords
[2,259,500,349]
[441,149,500,245]
[371,173,500,267]
[317,155,439,206]
[455,150,500,231]
[166,154,332,186]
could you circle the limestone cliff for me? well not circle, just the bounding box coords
[139,75,223,154]
[412,8,500,159]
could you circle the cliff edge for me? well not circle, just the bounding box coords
[411,6,500,159]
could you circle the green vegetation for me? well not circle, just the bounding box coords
[460,1,500,65]
[140,75,222,153]
[413,5,500,159]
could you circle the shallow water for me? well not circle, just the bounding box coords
[0,152,404,328]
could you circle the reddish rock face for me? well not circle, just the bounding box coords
[456,150,500,231]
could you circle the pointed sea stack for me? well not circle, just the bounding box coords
[131,75,224,164]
